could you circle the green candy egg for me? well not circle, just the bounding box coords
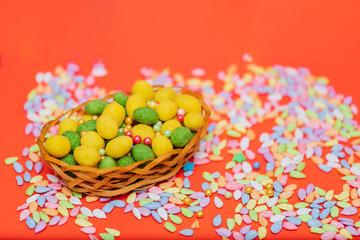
[62,130,81,153]
[113,92,128,108]
[133,107,159,125]
[84,100,109,115]
[170,127,192,148]
[77,119,97,134]
[118,155,135,166]
[98,156,117,169]
[61,154,77,177]
[131,144,155,162]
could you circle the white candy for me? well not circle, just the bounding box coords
[80,207,94,217]
[250,180,263,191]
[259,133,270,143]
[194,152,208,159]
[292,154,304,164]
[327,162,340,168]
[296,208,311,216]
[26,194,40,203]
[326,153,339,162]
[93,209,106,219]
[157,207,168,221]
[306,147,314,159]
[242,161,252,174]
[294,128,303,139]
[281,157,291,167]
[266,197,278,208]
[270,214,286,223]
[261,139,274,148]
[240,137,250,151]
[148,193,161,201]
[69,196,82,205]
[268,93,282,102]
[214,197,224,208]
[234,173,246,180]
[132,207,141,220]
[351,166,360,176]
[46,174,59,183]
[234,190,242,201]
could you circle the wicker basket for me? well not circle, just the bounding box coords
[37,87,211,197]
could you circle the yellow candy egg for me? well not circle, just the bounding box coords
[102,101,125,126]
[132,80,154,101]
[131,124,155,142]
[161,119,181,134]
[184,112,204,131]
[155,100,177,121]
[82,115,93,122]
[96,114,118,139]
[80,131,105,150]
[126,94,147,118]
[74,146,101,167]
[175,94,201,113]
[105,136,133,158]
[58,118,78,135]
[152,135,173,157]
[154,87,177,102]
[45,135,71,158]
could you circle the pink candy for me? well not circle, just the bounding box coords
[283,222,297,230]
[225,182,244,191]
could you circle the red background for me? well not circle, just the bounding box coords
[1,1,360,239]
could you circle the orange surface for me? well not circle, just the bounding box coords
[1,1,360,239]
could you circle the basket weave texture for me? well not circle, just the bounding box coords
[37,87,211,196]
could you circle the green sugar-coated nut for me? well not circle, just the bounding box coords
[99,156,117,169]
[131,144,155,162]
[61,154,77,177]
[77,119,97,134]
[117,155,135,166]
[62,130,81,152]
[61,154,77,165]
[133,107,159,125]
[170,127,192,148]
[113,92,128,108]
[85,100,108,115]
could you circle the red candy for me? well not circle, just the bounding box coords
[133,135,142,144]
[177,115,184,122]
[125,131,133,138]
[144,137,152,146]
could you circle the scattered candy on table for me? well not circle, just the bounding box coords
[5,59,360,240]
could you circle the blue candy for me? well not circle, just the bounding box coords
[313,197,327,204]
[273,181,283,193]
[271,221,283,234]
[241,193,250,204]
[37,195,46,208]
[319,208,331,219]
[183,161,195,171]
[159,197,168,206]
[13,161,24,174]
[35,187,51,194]
[151,211,162,223]
[212,171,221,178]
[311,208,320,219]
[310,203,323,209]
[318,164,332,173]
[183,178,191,188]
[285,217,302,226]
[245,230,258,240]
[188,206,202,212]
[102,203,115,213]
[253,161,260,170]
[144,202,161,210]
[201,182,211,191]
[26,216,36,229]
[307,219,323,227]
[23,172,31,182]
[323,201,336,208]
[213,214,222,227]
[183,171,193,177]
[25,160,33,171]
[179,229,194,237]
[340,160,350,169]
[16,176,23,186]
[160,192,173,198]
[111,200,126,208]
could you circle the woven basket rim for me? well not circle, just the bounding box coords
[37,86,211,196]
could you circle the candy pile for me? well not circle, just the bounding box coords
[4,60,360,240]
[45,80,204,169]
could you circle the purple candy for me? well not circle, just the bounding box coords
[240,207,249,215]
[257,147,269,154]
[22,147,29,157]
[284,164,297,173]
[99,197,111,202]
[264,153,275,162]
[167,206,181,214]
[44,190,57,196]
[135,193,148,202]
[314,146,322,157]
[239,225,251,235]
[217,188,227,195]
[306,184,314,194]
[216,228,231,238]
[49,216,61,226]
[344,147,354,155]
[190,192,205,199]
[124,203,134,213]
[138,207,151,217]
[341,207,357,216]
[199,197,210,208]
[34,162,43,174]
[345,226,359,236]
[46,195,58,203]
[35,221,47,233]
